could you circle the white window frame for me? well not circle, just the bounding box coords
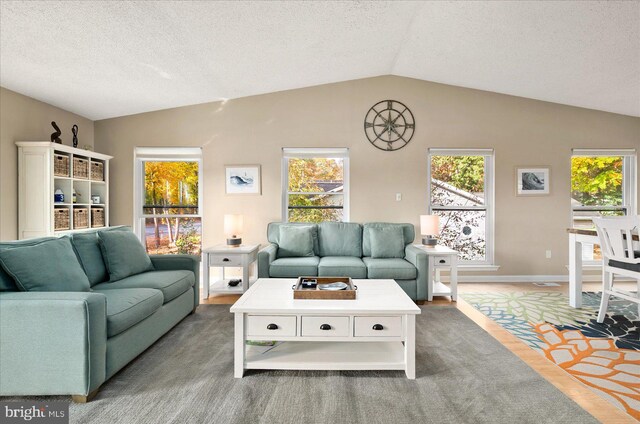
[282,148,350,222]
[133,147,203,244]
[427,148,495,265]
[570,148,637,262]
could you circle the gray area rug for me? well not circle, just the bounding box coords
[15,305,597,424]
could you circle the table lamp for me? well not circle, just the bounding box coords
[224,214,243,247]
[420,215,439,247]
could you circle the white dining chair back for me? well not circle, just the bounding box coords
[593,216,640,323]
[594,216,639,265]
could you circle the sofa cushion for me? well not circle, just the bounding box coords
[270,257,320,278]
[93,288,163,337]
[278,225,315,258]
[317,222,363,257]
[0,237,91,292]
[93,270,194,304]
[99,230,154,282]
[0,237,58,291]
[318,256,367,278]
[362,257,417,280]
[267,222,320,254]
[369,226,405,259]
[70,226,130,286]
[363,223,414,257]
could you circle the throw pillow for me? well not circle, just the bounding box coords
[0,237,58,291]
[98,229,154,282]
[278,225,315,257]
[0,237,91,292]
[369,226,405,259]
[71,227,130,286]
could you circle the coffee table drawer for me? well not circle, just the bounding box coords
[301,316,350,337]
[246,315,297,337]
[209,254,242,267]
[354,316,402,337]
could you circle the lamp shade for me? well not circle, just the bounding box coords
[224,214,243,236]
[420,215,439,236]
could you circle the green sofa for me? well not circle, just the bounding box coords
[257,222,428,300]
[0,227,199,402]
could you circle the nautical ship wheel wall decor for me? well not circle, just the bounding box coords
[364,100,415,151]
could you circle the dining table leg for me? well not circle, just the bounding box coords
[569,232,582,308]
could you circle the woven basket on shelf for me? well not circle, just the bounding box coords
[91,208,105,228]
[73,158,89,179]
[91,161,104,181]
[73,208,89,229]
[54,155,70,177]
[54,208,70,231]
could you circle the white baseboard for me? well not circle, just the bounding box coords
[441,274,634,283]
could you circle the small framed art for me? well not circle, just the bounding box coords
[225,165,261,195]
[516,167,550,196]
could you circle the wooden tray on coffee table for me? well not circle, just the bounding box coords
[293,276,356,300]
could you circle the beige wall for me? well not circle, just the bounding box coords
[93,75,639,277]
[0,87,94,240]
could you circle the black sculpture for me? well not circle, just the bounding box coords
[50,121,62,144]
[72,125,79,148]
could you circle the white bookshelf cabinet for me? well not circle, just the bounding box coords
[16,141,113,240]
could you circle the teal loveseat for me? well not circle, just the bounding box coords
[0,227,199,402]
[257,222,428,300]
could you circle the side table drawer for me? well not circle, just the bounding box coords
[433,256,451,266]
[354,316,402,337]
[301,316,349,337]
[246,315,297,337]
[209,254,242,267]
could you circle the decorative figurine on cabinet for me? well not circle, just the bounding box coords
[72,124,79,148]
[50,121,62,144]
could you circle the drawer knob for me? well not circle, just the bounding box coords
[320,324,331,331]
[223,258,230,262]
[266,323,278,330]
[439,259,446,264]
[372,324,384,331]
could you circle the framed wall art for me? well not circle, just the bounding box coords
[516,167,550,196]
[225,165,261,195]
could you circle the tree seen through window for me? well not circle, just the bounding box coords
[144,161,201,255]
[287,158,345,222]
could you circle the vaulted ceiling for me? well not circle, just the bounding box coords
[1,1,638,120]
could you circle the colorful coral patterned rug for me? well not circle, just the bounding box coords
[461,292,640,421]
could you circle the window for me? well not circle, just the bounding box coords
[282,148,349,222]
[571,148,637,261]
[134,147,203,255]
[427,149,495,264]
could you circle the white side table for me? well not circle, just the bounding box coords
[202,244,260,298]
[414,244,459,301]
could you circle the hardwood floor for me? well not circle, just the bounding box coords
[201,282,635,423]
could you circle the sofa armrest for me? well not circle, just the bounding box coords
[0,291,107,396]
[258,243,278,278]
[150,254,200,306]
[405,245,429,300]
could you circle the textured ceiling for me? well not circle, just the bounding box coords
[1,1,638,120]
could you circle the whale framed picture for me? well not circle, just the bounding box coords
[516,167,550,196]
[225,165,261,195]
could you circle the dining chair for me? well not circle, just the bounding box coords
[593,216,640,323]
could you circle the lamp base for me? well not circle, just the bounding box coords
[422,236,437,247]
[226,237,242,247]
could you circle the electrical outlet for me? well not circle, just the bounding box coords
[545,250,552,259]
[396,193,402,201]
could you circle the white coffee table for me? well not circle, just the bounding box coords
[230,278,421,379]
